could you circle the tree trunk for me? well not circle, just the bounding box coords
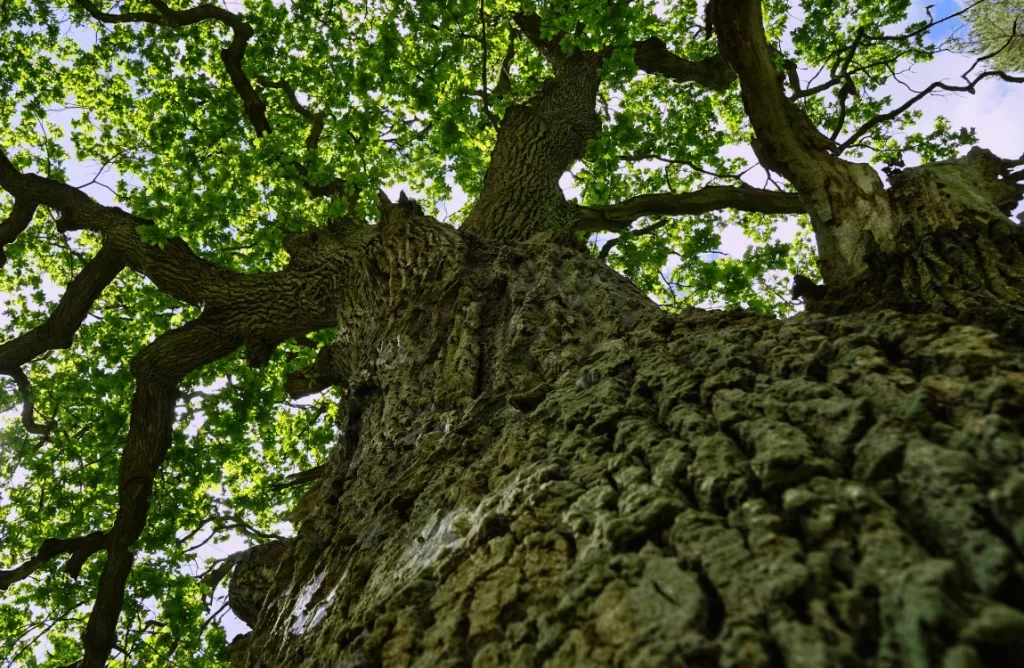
[227,194,1024,667]
[833,149,1024,339]
[222,6,1024,666]
[461,49,604,243]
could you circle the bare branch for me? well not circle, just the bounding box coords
[830,77,856,142]
[839,68,1024,153]
[864,0,986,44]
[577,187,805,233]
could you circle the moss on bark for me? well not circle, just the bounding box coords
[227,215,1024,667]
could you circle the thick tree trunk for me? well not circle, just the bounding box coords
[227,195,1024,667]
[223,7,1024,666]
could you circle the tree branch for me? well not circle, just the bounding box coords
[78,316,243,667]
[255,76,325,148]
[493,29,517,96]
[270,465,325,490]
[616,153,752,183]
[0,151,241,308]
[839,69,1024,153]
[72,0,271,136]
[633,37,736,91]
[598,217,672,260]
[0,245,125,432]
[577,187,805,233]
[513,13,565,65]
[864,0,986,43]
[0,531,107,591]
[0,198,37,267]
[284,339,348,399]
[0,246,125,374]
[8,368,55,436]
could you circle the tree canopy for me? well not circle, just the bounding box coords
[958,0,1024,72]
[1,0,1021,665]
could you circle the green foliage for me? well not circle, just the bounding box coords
[0,0,999,663]
[958,0,1024,72]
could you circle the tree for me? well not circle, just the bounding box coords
[1,0,1024,665]
[958,0,1024,72]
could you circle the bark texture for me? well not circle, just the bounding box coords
[461,50,604,243]
[228,207,1024,667]
[840,149,1024,338]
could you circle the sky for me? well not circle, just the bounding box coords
[2,0,1024,656]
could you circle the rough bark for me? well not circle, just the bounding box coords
[461,49,604,242]
[817,149,1024,339]
[228,203,1024,667]
[5,6,1024,665]
[213,9,1024,667]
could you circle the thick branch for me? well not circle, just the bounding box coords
[0,198,37,267]
[0,151,343,330]
[0,152,237,307]
[270,465,325,490]
[709,0,838,191]
[513,13,565,65]
[0,246,125,373]
[73,0,270,136]
[633,37,736,91]
[0,246,125,432]
[79,316,242,667]
[0,531,106,591]
[493,30,517,96]
[577,187,805,233]
[462,48,605,241]
[516,12,735,91]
